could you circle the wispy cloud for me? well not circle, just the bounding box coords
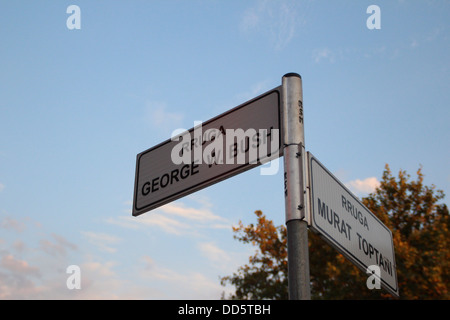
[140,255,222,299]
[158,202,223,222]
[235,80,271,103]
[82,261,116,278]
[345,177,380,196]
[39,233,77,257]
[241,0,309,50]
[0,204,227,299]
[0,256,43,299]
[145,101,184,132]
[0,253,43,299]
[0,183,4,192]
[81,231,122,254]
[129,213,188,236]
[313,48,335,64]
[0,254,40,277]
[0,216,26,233]
[198,242,229,262]
[410,38,419,48]
[214,80,273,117]
[409,26,443,50]
[109,197,229,236]
[12,240,26,253]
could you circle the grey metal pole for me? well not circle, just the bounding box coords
[281,73,311,300]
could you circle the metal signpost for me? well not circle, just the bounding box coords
[281,73,310,300]
[132,73,398,299]
[307,154,399,297]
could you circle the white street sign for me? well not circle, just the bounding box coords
[308,153,399,297]
[132,88,282,217]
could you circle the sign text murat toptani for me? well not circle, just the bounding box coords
[308,153,399,297]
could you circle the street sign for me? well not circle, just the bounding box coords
[133,87,282,217]
[307,153,399,297]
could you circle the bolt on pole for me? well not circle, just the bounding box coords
[281,73,311,300]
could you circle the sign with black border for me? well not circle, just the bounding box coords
[133,87,282,217]
[308,152,399,297]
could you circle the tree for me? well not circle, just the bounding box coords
[220,165,449,299]
[220,210,288,300]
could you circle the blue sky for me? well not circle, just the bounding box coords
[0,0,449,299]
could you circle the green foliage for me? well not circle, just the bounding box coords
[221,165,449,299]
